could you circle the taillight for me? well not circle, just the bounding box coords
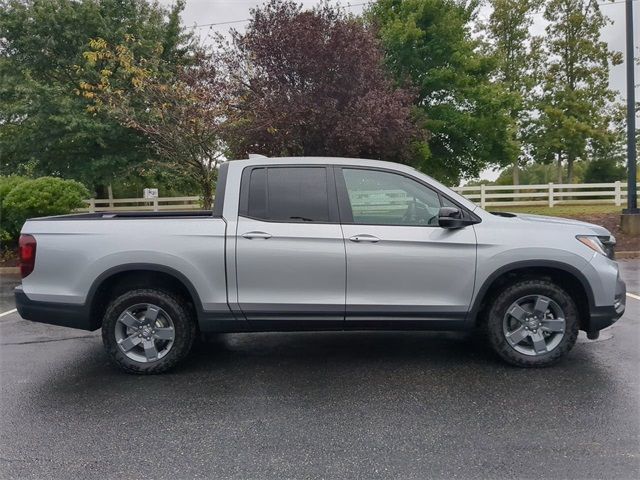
[18,234,37,278]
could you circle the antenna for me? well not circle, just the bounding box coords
[248,154,268,159]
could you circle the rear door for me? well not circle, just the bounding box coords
[336,166,477,327]
[235,165,346,329]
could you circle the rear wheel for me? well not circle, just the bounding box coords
[485,279,579,367]
[102,288,196,374]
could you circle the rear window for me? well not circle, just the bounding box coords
[247,167,330,222]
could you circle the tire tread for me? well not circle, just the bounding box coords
[485,279,579,367]
[101,288,196,374]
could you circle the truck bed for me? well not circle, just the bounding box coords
[29,211,218,221]
[19,214,229,315]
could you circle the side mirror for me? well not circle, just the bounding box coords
[438,207,473,229]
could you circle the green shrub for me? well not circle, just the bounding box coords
[2,177,89,243]
[0,175,29,203]
[1,175,30,247]
[583,158,626,184]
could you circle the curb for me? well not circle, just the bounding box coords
[617,251,640,259]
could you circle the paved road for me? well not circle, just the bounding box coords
[0,263,638,479]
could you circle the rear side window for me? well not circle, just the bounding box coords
[247,168,267,219]
[246,167,330,222]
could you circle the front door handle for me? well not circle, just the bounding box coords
[349,234,380,243]
[242,231,272,240]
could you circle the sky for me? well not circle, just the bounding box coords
[160,0,640,181]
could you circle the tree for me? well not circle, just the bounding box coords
[532,0,623,184]
[0,0,190,195]
[368,0,513,184]
[583,106,628,183]
[81,40,229,209]
[493,162,588,185]
[220,0,421,164]
[483,0,542,184]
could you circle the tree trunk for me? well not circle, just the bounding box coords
[567,154,574,184]
[196,161,218,210]
[201,179,213,210]
[556,154,563,184]
[512,160,520,185]
[94,184,107,199]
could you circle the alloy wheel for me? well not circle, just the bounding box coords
[114,303,175,363]
[502,295,566,356]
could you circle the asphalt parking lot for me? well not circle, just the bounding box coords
[1,261,639,479]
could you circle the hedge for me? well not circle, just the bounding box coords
[1,176,89,245]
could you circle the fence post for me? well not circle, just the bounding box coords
[108,185,114,208]
[153,198,159,212]
[89,198,95,213]
[480,184,486,209]
[614,181,621,206]
[548,183,554,207]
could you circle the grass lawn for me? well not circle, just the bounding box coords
[494,204,622,217]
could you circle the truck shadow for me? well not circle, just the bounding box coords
[29,329,618,411]
[188,330,499,370]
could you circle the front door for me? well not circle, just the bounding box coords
[336,167,477,327]
[235,165,345,329]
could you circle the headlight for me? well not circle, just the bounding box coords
[598,235,616,259]
[576,235,607,256]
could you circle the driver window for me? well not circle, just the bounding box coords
[342,168,442,226]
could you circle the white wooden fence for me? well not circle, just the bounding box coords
[451,180,638,208]
[83,180,638,212]
[84,196,201,212]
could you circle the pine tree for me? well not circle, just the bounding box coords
[533,0,623,184]
[484,0,542,185]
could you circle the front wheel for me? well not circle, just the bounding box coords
[102,288,196,374]
[485,279,579,367]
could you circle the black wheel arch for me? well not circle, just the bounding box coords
[469,260,595,331]
[87,263,205,329]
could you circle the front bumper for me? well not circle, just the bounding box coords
[585,273,626,333]
[14,286,98,331]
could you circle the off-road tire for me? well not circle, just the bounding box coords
[486,279,579,367]
[102,288,196,374]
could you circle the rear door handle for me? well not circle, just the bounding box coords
[242,231,272,240]
[349,234,380,243]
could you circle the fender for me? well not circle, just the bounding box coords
[467,259,596,325]
[86,262,241,332]
[87,263,205,311]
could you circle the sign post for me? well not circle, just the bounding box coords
[143,188,159,199]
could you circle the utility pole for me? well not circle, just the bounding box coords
[621,0,640,234]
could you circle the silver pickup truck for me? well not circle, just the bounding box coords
[15,157,626,373]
